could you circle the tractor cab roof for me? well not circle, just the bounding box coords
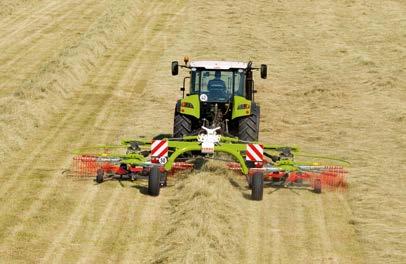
[189,61,248,70]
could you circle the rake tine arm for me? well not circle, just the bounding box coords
[121,139,151,145]
[263,152,280,162]
[262,144,300,153]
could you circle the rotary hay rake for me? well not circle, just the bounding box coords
[71,127,348,200]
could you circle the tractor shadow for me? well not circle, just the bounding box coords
[238,183,311,201]
[228,177,244,189]
[95,177,151,195]
[130,181,175,195]
[227,177,255,201]
[132,185,149,195]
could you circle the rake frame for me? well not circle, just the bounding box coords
[72,133,348,200]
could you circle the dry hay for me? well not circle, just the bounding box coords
[0,0,404,263]
[0,0,43,17]
[0,0,140,164]
[152,162,244,264]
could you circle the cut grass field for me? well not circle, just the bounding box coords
[0,0,405,263]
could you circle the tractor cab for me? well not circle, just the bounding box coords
[171,58,267,141]
[188,61,247,103]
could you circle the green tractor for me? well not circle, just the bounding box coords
[171,58,267,141]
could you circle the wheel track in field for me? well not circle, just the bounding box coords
[0,0,168,259]
[241,195,265,264]
[291,191,309,260]
[268,192,287,263]
[254,191,286,263]
[313,196,338,261]
[273,191,307,263]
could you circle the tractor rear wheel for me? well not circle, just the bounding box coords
[173,113,192,138]
[238,104,260,142]
[251,172,264,201]
[148,166,161,196]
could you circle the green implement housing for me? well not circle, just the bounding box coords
[121,135,298,175]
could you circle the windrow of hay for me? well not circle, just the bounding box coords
[0,0,142,164]
[0,0,43,17]
[152,162,246,264]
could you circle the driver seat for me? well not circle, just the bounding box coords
[208,79,226,90]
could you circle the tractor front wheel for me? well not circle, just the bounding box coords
[148,166,161,196]
[251,172,264,201]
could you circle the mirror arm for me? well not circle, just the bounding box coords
[252,80,255,101]
[182,77,190,98]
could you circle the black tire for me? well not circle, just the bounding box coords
[96,169,104,183]
[251,172,264,201]
[148,166,161,196]
[161,172,168,187]
[313,179,322,194]
[173,113,192,138]
[248,177,253,189]
[193,157,206,170]
[238,104,260,142]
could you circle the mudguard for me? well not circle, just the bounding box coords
[231,96,252,119]
[177,94,200,119]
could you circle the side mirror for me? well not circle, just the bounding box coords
[172,61,179,76]
[260,64,267,79]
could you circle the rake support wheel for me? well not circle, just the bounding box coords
[96,169,104,183]
[313,179,322,194]
[251,172,264,201]
[148,166,161,196]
